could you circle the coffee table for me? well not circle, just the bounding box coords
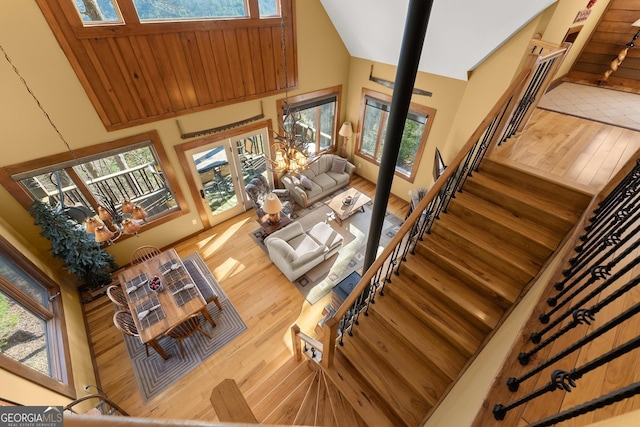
[326,188,371,225]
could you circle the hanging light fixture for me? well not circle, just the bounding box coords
[266,10,321,174]
[86,197,147,245]
[1,41,148,246]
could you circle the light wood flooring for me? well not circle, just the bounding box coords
[83,107,640,423]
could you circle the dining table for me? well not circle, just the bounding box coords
[118,248,216,360]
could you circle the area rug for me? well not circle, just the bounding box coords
[122,253,247,402]
[250,194,404,304]
[537,82,640,131]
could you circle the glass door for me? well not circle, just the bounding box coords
[184,127,271,226]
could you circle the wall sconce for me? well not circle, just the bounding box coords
[433,147,447,182]
[598,18,640,85]
[339,122,353,158]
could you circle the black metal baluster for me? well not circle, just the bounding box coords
[530,264,640,344]
[511,301,640,390]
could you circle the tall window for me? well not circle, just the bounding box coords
[1,131,185,240]
[72,0,280,23]
[0,237,74,397]
[277,86,342,155]
[356,89,435,182]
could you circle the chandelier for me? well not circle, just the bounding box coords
[268,102,321,174]
[266,12,321,175]
[83,198,148,245]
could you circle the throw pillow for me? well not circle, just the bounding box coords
[331,157,347,174]
[290,175,301,186]
[300,175,313,190]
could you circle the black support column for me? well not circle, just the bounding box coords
[363,0,434,272]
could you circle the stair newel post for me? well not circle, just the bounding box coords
[321,318,337,369]
[291,324,302,362]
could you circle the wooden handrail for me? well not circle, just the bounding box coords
[291,324,323,363]
[210,379,258,424]
[321,64,535,368]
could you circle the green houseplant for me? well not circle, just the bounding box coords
[31,201,118,289]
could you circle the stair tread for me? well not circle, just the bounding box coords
[434,212,543,277]
[323,371,368,427]
[248,359,314,420]
[326,351,407,427]
[293,371,321,426]
[415,233,524,306]
[388,274,484,356]
[371,293,468,378]
[480,158,593,208]
[465,173,581,231]
[449,191,560,252]
[245,356,303,406]
[261,370,317,425]
[338,329,431,427]
[400,255,505,331]
[353,307,451,406]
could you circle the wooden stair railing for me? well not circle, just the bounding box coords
[210,379,258,424]
[320,61,537,369]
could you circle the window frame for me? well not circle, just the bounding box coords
[0,131,188,243]
[0,236,75,399]
[276,86,342,156]
[354,89,435,183]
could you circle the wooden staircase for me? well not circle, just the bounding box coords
[328,159,592,426]
[241,159,592,426]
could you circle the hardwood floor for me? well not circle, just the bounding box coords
[84,175,408,421]
[83,108,640,423]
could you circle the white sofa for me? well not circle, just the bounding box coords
[280,154,355,208]
[264,222,343,281]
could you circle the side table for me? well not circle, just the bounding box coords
[257,213,292,236]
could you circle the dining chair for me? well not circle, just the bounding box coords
[106,285,129,311]
[164,313,211,357]
[113,311,151,357]
[130,245,162,265]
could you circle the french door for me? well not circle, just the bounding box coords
[184,127,270,226]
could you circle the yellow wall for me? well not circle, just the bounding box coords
[0,0,607,412]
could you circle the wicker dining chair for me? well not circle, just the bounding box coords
[106,285,129,311]
[130,245,161,265]
[113,310,150,357]
[164,313,211,357]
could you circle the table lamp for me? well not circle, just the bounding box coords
[263,193,283,224]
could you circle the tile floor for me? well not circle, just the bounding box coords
[538,82,640,131]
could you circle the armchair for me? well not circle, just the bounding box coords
[245,175,294,218]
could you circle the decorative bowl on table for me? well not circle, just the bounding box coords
[148,275,163,292]
[342,195,354,206]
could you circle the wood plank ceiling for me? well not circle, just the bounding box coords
[35,0,298,131]
[568,0,640,91]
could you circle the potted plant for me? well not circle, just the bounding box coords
[30,201,118,289]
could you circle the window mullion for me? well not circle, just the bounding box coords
[374,111,388,161]
[0,278,54,321]
[116,0,141,24]
[65,166,101,213]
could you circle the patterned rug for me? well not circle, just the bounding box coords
[250,195,404,304]
[123,253,247,402]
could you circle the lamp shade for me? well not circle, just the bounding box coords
[94,226,115,243]
[98,205,112,222]
[339,122,353,138]
[121,199,134,214]
[84,217,103,234]
[632,18,640,27]
[122,218,141,235]
[131,205,148,220]
[263,193,283,214]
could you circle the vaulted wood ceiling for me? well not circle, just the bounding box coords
[35,0,298,131]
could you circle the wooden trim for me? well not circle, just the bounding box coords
[353,88,436,184]
[0,235,76,400]
[174,119,274,230]
[0,131,189,240]
[35,0,298,130]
